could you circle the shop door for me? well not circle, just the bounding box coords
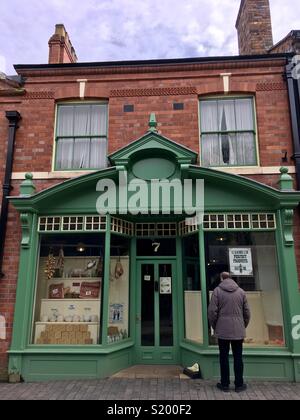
[135,260,178,364]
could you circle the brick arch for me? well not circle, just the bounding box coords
[54,85,109,101]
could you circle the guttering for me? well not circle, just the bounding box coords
[285,58,300,189]
[0,111,21,278]
[14,52,293,72]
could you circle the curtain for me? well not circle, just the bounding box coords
[90,138,107,168]
[57,106,73,136]
[73,138,90,169]
[56,138,73,169]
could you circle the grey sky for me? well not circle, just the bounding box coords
[0,0,300,75]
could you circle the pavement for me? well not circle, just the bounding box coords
[0,378,300,400]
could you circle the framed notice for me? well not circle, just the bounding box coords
[229,248,253,276]
[109,304,124,324]
[160,277,172,294]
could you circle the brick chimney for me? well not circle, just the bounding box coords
[48,24,78,64]
[236,0,274,55]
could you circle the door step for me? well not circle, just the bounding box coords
[111,365,190,379]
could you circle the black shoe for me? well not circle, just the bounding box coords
[235,384,247,393]
[216,383,230,392]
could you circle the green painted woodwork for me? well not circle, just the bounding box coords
[148,113,158,133]
[7,130,300,382]
[132,157,176,180]
[20,173,36,197]
[135,260,179,364]
[279,167,294,191]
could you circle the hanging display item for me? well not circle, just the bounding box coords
[44,251,56,280]
[55,247,65,277]
[229,248,253,276]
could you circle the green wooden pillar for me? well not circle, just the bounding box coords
[176,236,184,343]
[276,209,300,382]
[130,236,137,344]
[199,225,209,348]
[101,214,111,346]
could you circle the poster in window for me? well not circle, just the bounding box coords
[160,277,172,294]
[229,248,253,276]
[109,304,124,324]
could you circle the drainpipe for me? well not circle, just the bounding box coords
[0,111,21,278]
[285,57,300,189]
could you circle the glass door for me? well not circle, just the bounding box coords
[136,260,178,364]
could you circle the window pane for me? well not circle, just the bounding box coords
[73,138,90,169]
[183,235,202,344]
[32,234,105,345]
[74,105,91,136]
[108,236,130,344]
[235,98,254,131]
[56,138,74,170]
[57,106,74,136]
[90,138,107,168]
[202,134,221,167]
[91,104,107,136]
[205,232,285,347]
[201,101,218,132]
[236,133,257,165]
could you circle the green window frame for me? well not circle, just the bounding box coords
[199,96,258,168]
[54,102,108,171]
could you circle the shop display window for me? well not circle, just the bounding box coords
[205,232,285,347]
[32,233,105,345]
[107,235,130,343]
[182,234,202,343]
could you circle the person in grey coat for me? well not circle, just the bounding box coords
[208,272,251,393]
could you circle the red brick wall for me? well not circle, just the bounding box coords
[0,58,298,379]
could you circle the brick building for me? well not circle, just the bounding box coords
[1,0,300,382]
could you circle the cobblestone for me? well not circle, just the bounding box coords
[0,379,300,400]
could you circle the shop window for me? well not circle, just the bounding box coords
[107,235,130,343]
[205,232,285,347]
[182,234,202,343]
[32,233,105,345]
[200,97,257,167]
[55,103,108,170]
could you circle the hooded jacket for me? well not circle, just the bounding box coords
[208,278,251,340]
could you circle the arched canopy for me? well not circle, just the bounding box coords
[10,128,300,214]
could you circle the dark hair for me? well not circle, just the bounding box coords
[220,272,230,280]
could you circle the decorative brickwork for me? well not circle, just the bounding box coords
[110,87,197,97]
[256,82,287,91]
[25,91,54,99]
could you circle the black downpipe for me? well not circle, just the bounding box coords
[0,111,21,278]
[286,58,300,189]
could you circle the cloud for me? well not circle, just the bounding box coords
[0,0,299,75]
[0,55,6,73]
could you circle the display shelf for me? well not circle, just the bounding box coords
[35,322,99,325]
[41,298,100,302]
[48,277,102,281]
